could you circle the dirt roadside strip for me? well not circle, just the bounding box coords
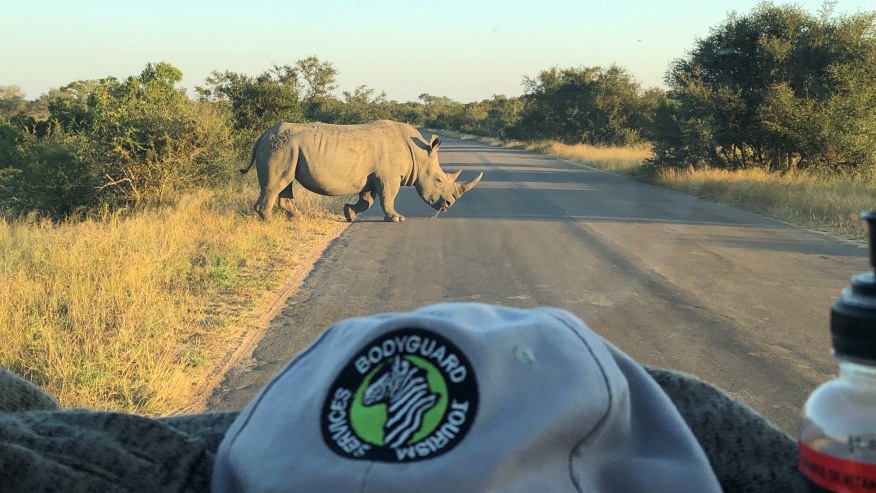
[173,219,351,414]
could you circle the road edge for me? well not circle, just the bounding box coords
[172,219,351,414]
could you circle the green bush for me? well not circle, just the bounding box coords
[654,2,876,174]
[0,122,97,216]
[510,65,655,146]
[0,63,237,217]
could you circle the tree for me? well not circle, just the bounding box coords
[197,56,340,132]
[512,65,653,146]
[295,56,338,100]
[387,100,427,126]
[655,2,876,174]
[0,86,27,118]
[418,94,464,129]
[335,85,390,124]
[483,95,523,138]
[198,64,304,133]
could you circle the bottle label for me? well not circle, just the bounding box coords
[799,441,876,492]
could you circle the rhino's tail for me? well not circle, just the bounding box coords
[240,132,266,174]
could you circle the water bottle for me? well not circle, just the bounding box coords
[799,210,876,492]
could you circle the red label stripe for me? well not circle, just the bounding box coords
[799,441,876,492]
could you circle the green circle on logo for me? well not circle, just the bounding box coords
[349,355,448,446]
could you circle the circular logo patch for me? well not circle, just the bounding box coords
[321,328,479,462]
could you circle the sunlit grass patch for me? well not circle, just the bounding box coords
[520,140,652,173]
[653,167,875,241]
[429,129,651,172]
[0,183,348,414]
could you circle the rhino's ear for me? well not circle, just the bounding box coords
[429,136,442,155]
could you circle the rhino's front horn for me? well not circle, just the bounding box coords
[456,172,484,195]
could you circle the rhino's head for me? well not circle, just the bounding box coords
[414,136,483,212]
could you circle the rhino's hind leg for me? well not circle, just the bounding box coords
[343,189,374,222]
[254,188,272,221]
[254,187,285,221]
[277,185,298,218]
[255,178,296,221]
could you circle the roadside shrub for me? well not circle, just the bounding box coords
[0,63,237,218]
[0,125,97,216]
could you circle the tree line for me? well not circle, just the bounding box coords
[1,1,874,218]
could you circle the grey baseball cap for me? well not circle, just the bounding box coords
[212,302,721,492]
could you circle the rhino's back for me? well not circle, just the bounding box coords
[277,120,420,145]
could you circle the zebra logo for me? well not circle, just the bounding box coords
[362,356,439,448]
[321,328,478,462]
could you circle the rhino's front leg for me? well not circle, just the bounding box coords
[343,188,374,222]
[375,180,405,222]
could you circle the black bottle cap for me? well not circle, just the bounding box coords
[831,211,876,359]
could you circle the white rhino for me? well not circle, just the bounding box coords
[240,120,483,222]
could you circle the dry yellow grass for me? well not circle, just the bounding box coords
[0,183,348,415]
[432,129,652,172]
[516,140,652,172]
[654,167,875,241]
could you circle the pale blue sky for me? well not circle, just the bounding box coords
[2,0,872,102]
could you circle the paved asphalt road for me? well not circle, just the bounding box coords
[207,136,870,433]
